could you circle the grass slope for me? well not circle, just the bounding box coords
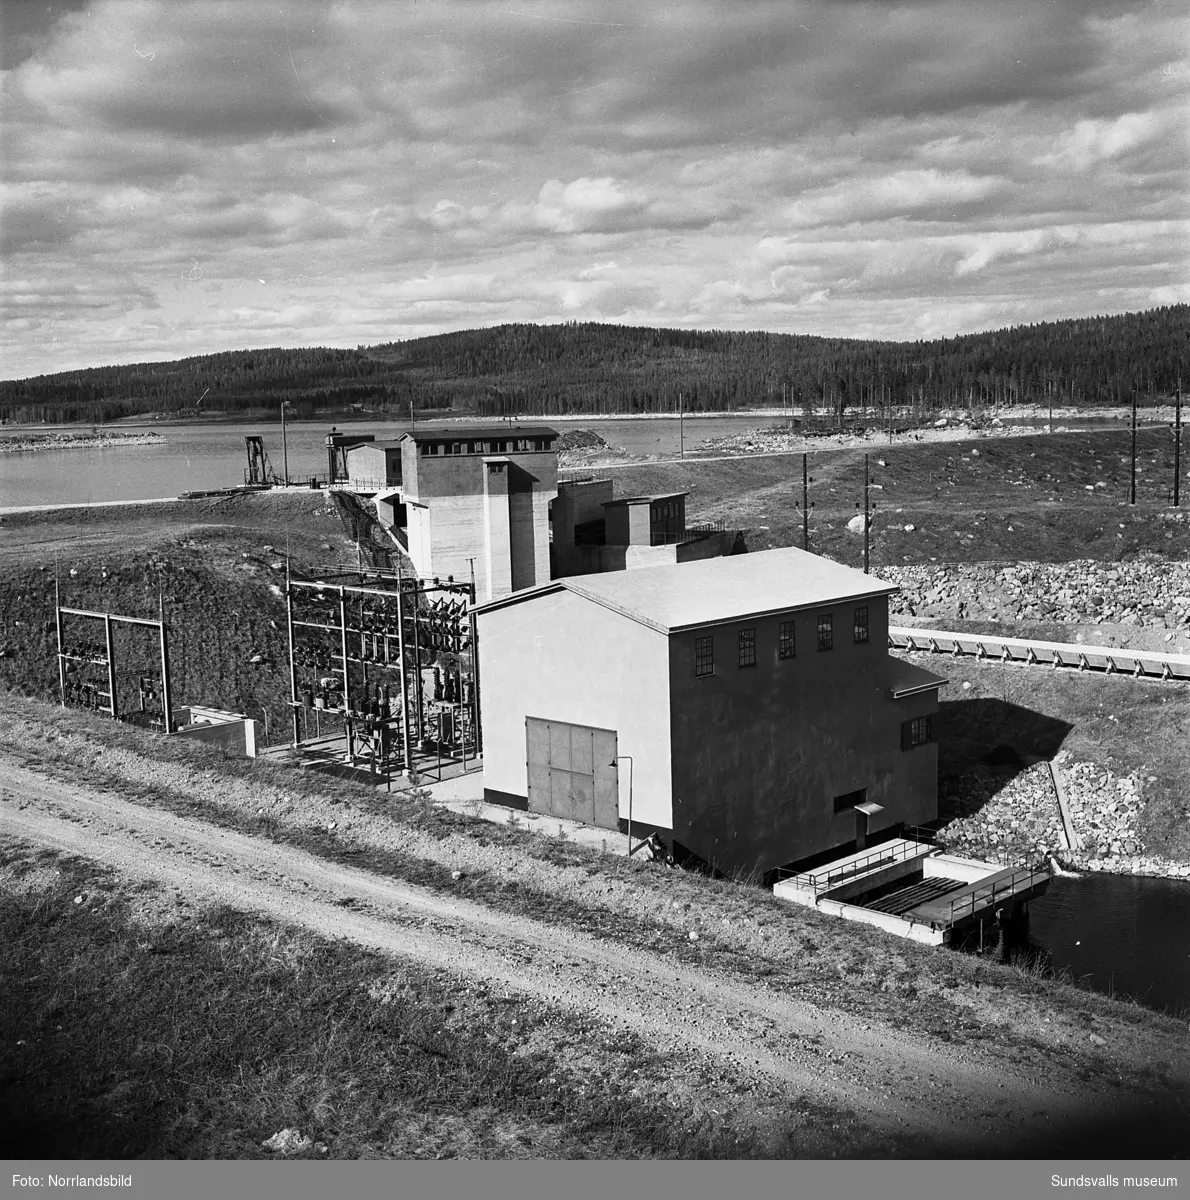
[1,847,874,1160]
[597,427,1189,569]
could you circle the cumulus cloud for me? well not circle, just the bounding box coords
[1,0,1184,377]
[1036,111,1164,171]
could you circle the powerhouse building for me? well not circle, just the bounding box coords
[473,547,945,874]
[346,425,558,603]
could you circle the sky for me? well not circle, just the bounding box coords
[1,0,1187,379]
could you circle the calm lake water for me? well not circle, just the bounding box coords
[1021,873,1190,1016]
[0,414,771,510]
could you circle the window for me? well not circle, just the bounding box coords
[695,635,714,678]
[778,620,796,659]
[738,627,756,668]
[854,605,869,644]
[816,612,833,651]
[901,715,934,751]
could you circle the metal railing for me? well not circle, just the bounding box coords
[650,521,726,546]
[942,863,1052,926]
[889,625,1190,683]
[775,835,933,893]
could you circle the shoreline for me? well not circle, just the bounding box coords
[4,402,1179,434]
[0,431,166,453]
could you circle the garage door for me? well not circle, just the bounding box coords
[526,717,619,829]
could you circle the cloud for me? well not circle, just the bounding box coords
[787,169,1008,228]
[1035,111,1164,171]
[1,0,1184,378]
[534,177,650,234]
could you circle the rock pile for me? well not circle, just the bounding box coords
[937,755,1190,880]
[939,762,1065,865]
[557,428,611,452]
[884,556,1190,628]
[1060,754,1144,859]
[0,431,166,454]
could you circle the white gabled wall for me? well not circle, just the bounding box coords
[477,590,674,829]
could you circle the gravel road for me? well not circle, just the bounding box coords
[2,757,1185,1157]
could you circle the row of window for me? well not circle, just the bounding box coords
[694,607,870,676]
[419,437,554,457]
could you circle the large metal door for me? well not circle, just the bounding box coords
[526,717,618,829]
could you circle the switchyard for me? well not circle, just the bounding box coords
[283,571,480,785]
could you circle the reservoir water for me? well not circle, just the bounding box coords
[0,411,1130,511]
[1019,873,1190,1016]
[0,414,768,510]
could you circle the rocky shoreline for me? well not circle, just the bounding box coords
[0,431,166,453]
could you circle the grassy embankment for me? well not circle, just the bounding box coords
[0,491,358,744]
[601,425,1190,568]
[3,693,1190,1158]
[2,846,872,1160]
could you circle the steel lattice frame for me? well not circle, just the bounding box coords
[55,588,174,733]
[285,574,479,783]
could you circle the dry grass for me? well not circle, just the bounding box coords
[0,846,891,1160]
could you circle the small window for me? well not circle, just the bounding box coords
[901,715,934,751]
[854,605,869,644]
[778,620,795,659]
[738,627,756,668]
[817,612,833,651]
[695,635,714,678]
[419,443,431,456]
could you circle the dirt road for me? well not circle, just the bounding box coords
[3,756,1186,1157]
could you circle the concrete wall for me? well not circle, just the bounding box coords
[482,461,512,600]
[477,589,673,829]
[667,596,938,874]
[552,479,613,547]
[676,531,737,564]
[406,501,433,577]
[171,706,257,757]
[346,445,400,489]
[397,444,557,598]
[552,531,735,579]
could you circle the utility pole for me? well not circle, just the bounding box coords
[886,379,892,444]
[280,401,290,486]
[1175,375,1182,508]
[802,453,810,552]
[679,391,684,459]
[410,398,416,433]
[1130,387,1138,506]
[863,453,871,574]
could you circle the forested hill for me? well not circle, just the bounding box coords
[3,305,1186,425]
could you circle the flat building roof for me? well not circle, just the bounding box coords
[403,425,558,443]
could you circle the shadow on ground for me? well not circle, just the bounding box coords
[937,697,1074,821]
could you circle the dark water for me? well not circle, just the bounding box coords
[1013,873,1190,1015]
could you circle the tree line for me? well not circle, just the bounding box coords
[3,305,1186,425]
